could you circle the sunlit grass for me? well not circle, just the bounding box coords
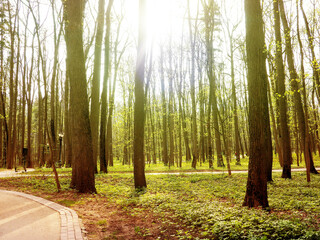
[105,153,320,173]
[2,171,320,239]
[1,152,319,175]
[94,172,320,239]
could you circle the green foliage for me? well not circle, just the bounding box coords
[94,172,320,239]
[3,169,320,239]
[97,219,107,226]
[58,199,76,207]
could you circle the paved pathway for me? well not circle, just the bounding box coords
[0,169,35,178]
[0,190,84,240]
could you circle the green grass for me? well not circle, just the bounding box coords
[3,152,319,175]
[2,170,320,239]
[94,172,320,239]
[97,153,320,173]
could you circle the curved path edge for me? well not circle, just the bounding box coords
[0,190,84,240]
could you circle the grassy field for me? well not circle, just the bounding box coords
[14,153,320,175]
[1,167,320,239]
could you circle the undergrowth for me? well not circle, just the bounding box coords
[1,171,320,239]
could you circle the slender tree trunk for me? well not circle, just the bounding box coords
[99,0,113,173]
[297,1,319,175]
[279,0,313,182]
[187,0,199,169]
[300,0,320,103]
[7,1,17,169]
[273,0,292,179]
[133,0,147,189]
[149,96,157,164]
[21,15,29,167]
[178,42,191,163]
[37,54,43,167]
[168,40,175,168]
[90,0,105,173]
[26,34,35,169]
[230,38,241,166]
[267,80,282,172]
[202,0,214,168]
[160,48,168,166]
[64,64,72,167]
[106,19,125,168]
[294,111,300,166]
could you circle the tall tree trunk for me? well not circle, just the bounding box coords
[65,0,96,193]
[90,0,105,173]
[159,47,168,166]
[7,1,17,169]
[187,0,199,169]
[133,0,147,189]
[106,17,125,168]
[243,0,270,208]
[230,37,241,166]
[99,0,113,173]
[267,80,282,171]
[278,0,314,182]
[202,0,214,168]
[50,0,62,170]
[64,64,72,167]
[300,0,320,103]
[273,0,292,179]
[168,39,175,168]
[37,53,44,167]
[178,38,191,163]
[21,14,29,167]
[26,35,35,168]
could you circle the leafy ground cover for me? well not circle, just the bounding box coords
[1,169,320,239]
[19,154,320,175]
[105,154,319,173]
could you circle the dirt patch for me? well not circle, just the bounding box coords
[70,195,191,240]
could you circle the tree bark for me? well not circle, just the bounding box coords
[133,0,147,189]
[243,0,270,208]
[273,0,292,179]
[187,0,199,169]
[99,0,113,173]
[300,0,320,103]
[65,0,96,193]
[90,0,105,173]
[278,0,314,182]
[159,47,168,166]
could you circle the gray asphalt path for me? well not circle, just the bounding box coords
[0,191,60,240]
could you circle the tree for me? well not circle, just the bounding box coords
[64,0,96,193]
[187,0,199,169]
[300,0,320,103]
[159,47,168,166]
[90,0,105,173]
[133,0,147,189]
[50,0,63,169]
[99,0,113,173]
[243,0,271,208]
[273,0,292,179]
[278,0,317,182]
[201,0,215,168]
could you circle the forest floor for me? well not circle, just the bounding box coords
[1,164,320,239]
